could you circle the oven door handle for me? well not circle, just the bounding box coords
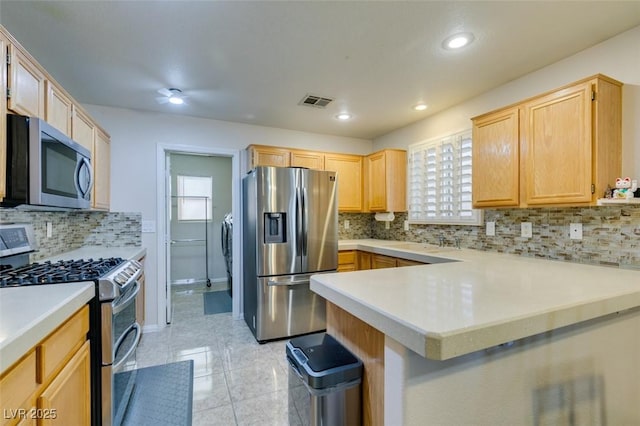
[113,322,141,372]
[112,280,140,315]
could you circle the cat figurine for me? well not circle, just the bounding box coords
[612,177,637,199]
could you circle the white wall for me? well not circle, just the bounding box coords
[374,25,640,177]
[84,105,372,329]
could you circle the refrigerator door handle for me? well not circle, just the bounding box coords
[301,187,308,256]
[296,186,304,257]
[267,278,310,287]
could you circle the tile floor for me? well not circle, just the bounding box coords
[134,284,311,425]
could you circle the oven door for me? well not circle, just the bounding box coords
[102,280,141,426]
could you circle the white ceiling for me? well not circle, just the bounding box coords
[2,1,639,140]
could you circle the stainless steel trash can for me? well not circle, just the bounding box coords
[286,333,363,426]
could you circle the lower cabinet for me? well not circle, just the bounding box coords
[338,250,356,272]
[38,341,91,426]
[338,250,426,272]
[0,306,90,426]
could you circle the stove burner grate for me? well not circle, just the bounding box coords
[0,258,125,287]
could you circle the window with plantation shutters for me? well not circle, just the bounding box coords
[408,130,483,225]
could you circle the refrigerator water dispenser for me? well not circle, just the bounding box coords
[264,212,286,243]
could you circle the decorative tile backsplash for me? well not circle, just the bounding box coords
[0,209,142,261]
[340,205,640,269]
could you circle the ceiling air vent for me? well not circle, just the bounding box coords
[299,94,333,109]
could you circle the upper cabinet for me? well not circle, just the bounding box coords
[93,128,111,210]
[291,149,324,170]
[7,44,45,119]
[472,107,520,207]
[45,80,73,137]
[247,145,291,170]
[71,106,95,152]
[365,149,407,212]
[472,74,622,208]
[325,153,363,212]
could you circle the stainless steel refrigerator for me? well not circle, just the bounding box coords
[242,166,338,342]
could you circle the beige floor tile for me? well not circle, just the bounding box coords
[192,372,232,413]
[192,404,237,426]
[233,389,302,426]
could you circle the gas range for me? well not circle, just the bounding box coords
[0,257,142,301]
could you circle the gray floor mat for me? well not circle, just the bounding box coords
[121,360,194,426]
[203,290,232,315]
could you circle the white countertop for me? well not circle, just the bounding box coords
[41,246,146,263]
[313,240,640,361]
[0,282,95,374]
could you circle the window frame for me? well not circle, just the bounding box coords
[176,175,213,222]
[407,129,483,226]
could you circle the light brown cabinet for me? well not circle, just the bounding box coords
[247,145,291,169]
[0,32,7,202]
[356,250,372,271]
[45,81,73,137]
[291,149,325,169]
[472,74,622,208]
[325,153,363,212]
[338,250,356,272]
[365,149,407,212]
[472,107,520,207]
[92,128,111,210]
[371,254,398,269]
[6,44,45,119]
[71,105,95,152]
[38,341,91,426]
[0,306,90,426]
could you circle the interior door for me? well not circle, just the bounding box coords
[165,153,172,324]
[301,169,338,273]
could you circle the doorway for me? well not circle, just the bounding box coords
[156,144,241,327]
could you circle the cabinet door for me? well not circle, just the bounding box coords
[371,254,396,269]
[522,81,593,205]
[366,150,406,212]
[291,150,324,169]
[338,250,356,272]
[7,45,45,119]
[325,154,363,212]
[38,341,91,426]
[367,151,387,211]
[45,81,72,136]
[396,258,425,267]
[247,145,290,169]
[0,33,7,201]
[472,107,520,207]
[71,106,95,152]
[92,128,110,210]
[356,251,371,270]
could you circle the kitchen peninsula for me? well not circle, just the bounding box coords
[312,240,640,425]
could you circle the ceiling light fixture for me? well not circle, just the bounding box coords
[336,113,352,121]
[442,32,475,50]
[156,88,187,105]
[413,103,428,111]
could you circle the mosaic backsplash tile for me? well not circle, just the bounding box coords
[0,209,142,261]
[341,205,640,270]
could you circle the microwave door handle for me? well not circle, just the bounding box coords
[74,157,94,198]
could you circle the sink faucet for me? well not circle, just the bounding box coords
[438,235,445,247]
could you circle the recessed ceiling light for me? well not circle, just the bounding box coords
[168,95,185,105]
[336,113,352,121]
[442,32,475,50]
[156,88,187,105]
[413,103,428,111]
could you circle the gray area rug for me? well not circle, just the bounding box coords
[203,290,232,315]
[119,360,194,426]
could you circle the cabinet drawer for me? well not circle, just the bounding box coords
[37,306,89,383]
[338,251,356,265]
[0,350,38,426]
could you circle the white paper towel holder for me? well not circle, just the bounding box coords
[374,212,395,222]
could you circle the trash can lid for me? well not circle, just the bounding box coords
[286,333,363,389]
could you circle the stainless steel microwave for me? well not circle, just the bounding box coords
[3,114,93,209]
